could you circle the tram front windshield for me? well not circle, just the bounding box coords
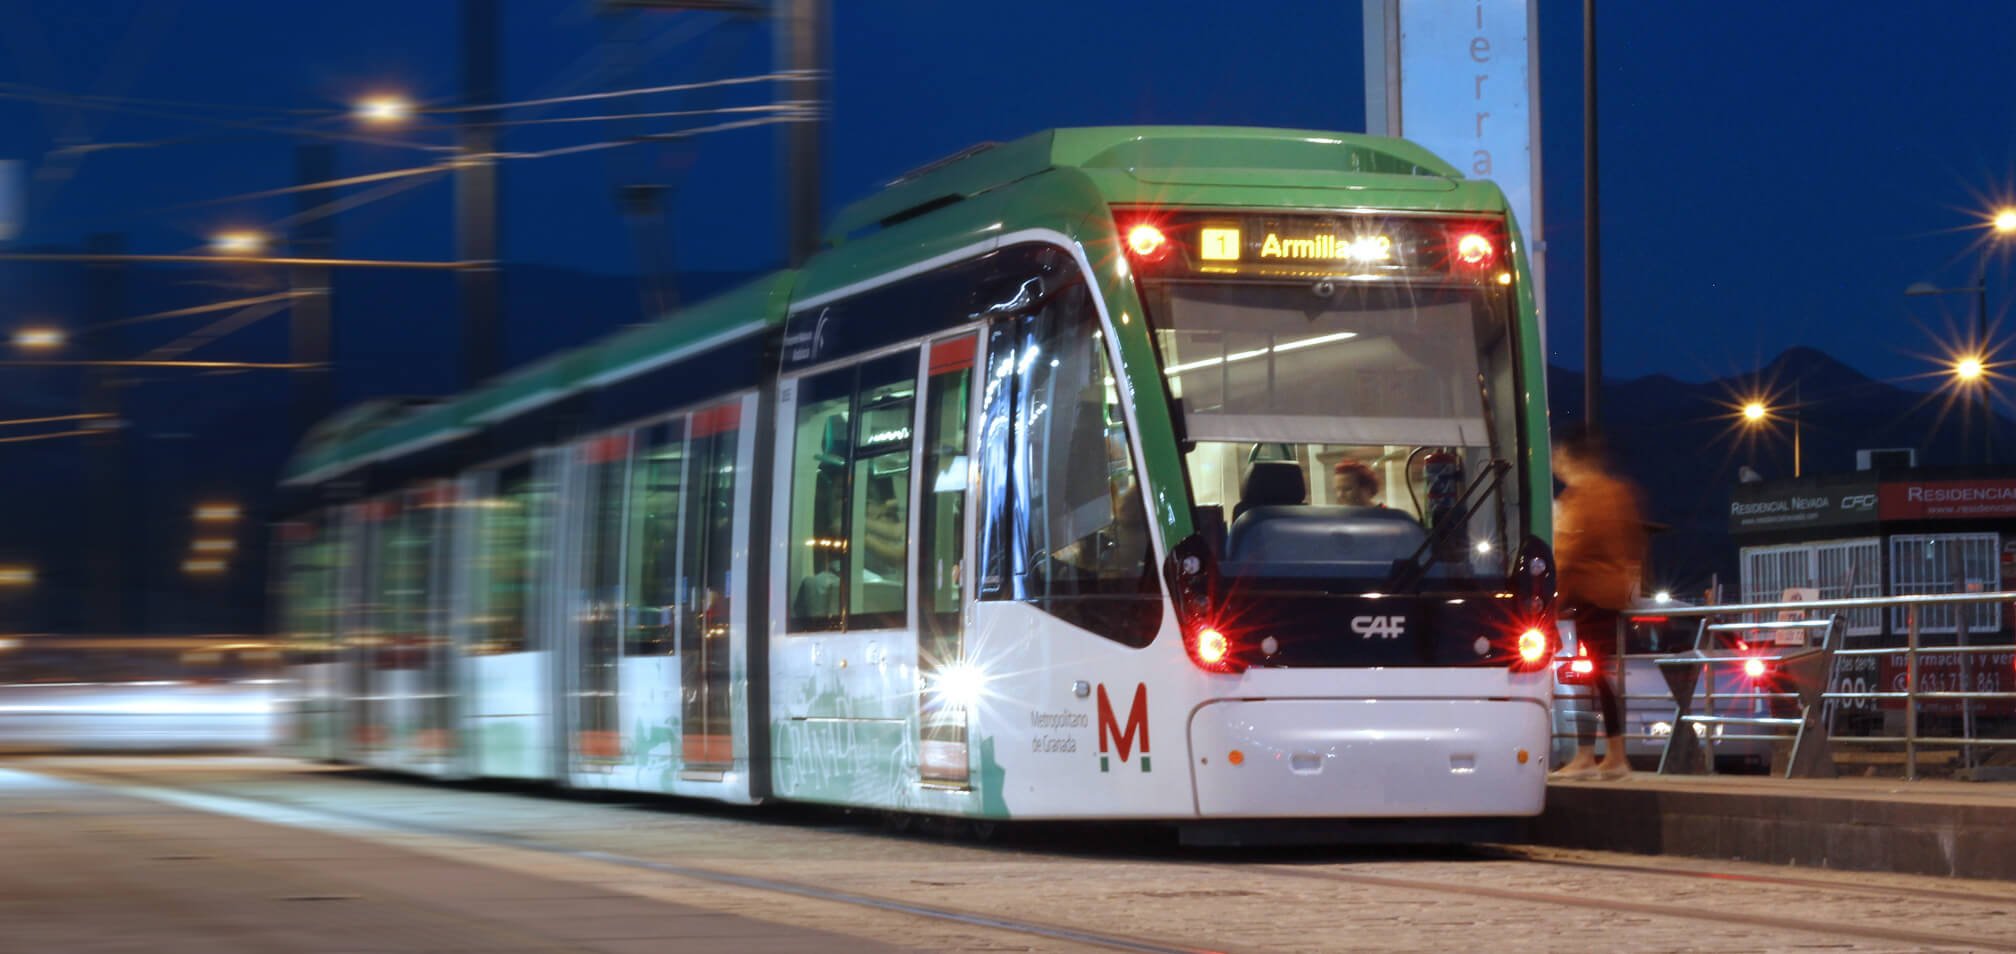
[1142,279,1524,591]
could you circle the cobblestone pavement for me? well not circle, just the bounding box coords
[10,756,2016,953]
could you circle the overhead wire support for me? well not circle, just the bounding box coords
[428,69,815,114]
[0,428,105,446]
[0,359,322,370]
[0,412,115,428]
[0,252,472,270]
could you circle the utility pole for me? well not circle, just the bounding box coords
[82,233,126,634]
[776,0,825,266]
[459,0,504,386]
[291,144,335,435]
[1583,0,1603,436]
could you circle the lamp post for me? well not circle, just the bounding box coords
[1905,208,2016,465]
[1741,386,1801,478]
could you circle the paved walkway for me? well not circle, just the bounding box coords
[0,767,907,953]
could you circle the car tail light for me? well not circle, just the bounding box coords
[1557,642,1597,684]
[1743,657,1769,680]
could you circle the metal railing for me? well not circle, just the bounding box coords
[1552,590,2016,781]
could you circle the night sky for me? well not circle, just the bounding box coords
[5,1,2016,386]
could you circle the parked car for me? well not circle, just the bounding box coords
[1551,600,1776,773]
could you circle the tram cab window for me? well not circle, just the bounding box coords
[787,351,917,632]
[1147,280,1524,588]
[977,270,1160,648]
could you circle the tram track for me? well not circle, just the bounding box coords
[34,760,2016,953]
[36,763,1220,954]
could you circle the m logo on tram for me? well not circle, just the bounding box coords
[1096,683,1150,773]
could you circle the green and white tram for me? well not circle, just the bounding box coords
[277,126,1558,833]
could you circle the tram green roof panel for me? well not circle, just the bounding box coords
[825,126,1466,242]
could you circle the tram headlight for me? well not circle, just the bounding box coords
[928,660,988,714]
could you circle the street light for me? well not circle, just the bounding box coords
[1738,390,1802,477]
[353,94,415,126]
[209,231,267,256]
[12,327,63,350]
[1905,207,2016,464]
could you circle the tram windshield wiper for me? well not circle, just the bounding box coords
[1386,458,1511,593]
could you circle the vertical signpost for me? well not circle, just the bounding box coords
[1364,0,1544,345]
[0,160,19,243]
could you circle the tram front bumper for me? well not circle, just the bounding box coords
[1188,697,1549,818]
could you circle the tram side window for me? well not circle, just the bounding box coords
[626,419,686,656]
[787,351,918,632]
[472,461,552,655]
[281,516,340,665]
[682,403,740,650]
[979,276,1159,647]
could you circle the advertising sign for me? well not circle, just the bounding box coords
[1728,477,1880,534]
[1832,651,2016,715]
[1366,0,1544,339]
[1878,479,2016,521]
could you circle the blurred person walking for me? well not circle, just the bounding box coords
[1551,426,1648,780]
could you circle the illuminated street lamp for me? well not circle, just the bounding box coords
[1738,391,1801,477]
[12,327,63,350]
[209,231,267,256]
[1956,354,1987,383]
[1905,208,2016,463]
[0,565,34,587]
[353,94,415,125]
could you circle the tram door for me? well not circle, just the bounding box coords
[917,333,977,784]
[681,401,741,773]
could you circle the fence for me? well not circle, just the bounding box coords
[1553,590,2016,780]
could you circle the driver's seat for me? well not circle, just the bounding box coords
[1233,460,1306,522]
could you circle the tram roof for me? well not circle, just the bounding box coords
[824,126,1469,243]
[285,126,1501,488]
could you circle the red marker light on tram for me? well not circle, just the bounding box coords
[1455,232,1495,268]
[1126,223,1170,261]
[1516,628,1548,665]
[1196,628,1230,665]
[1184,622,1245,674]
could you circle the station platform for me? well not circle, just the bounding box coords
[1530,773,2016,881]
